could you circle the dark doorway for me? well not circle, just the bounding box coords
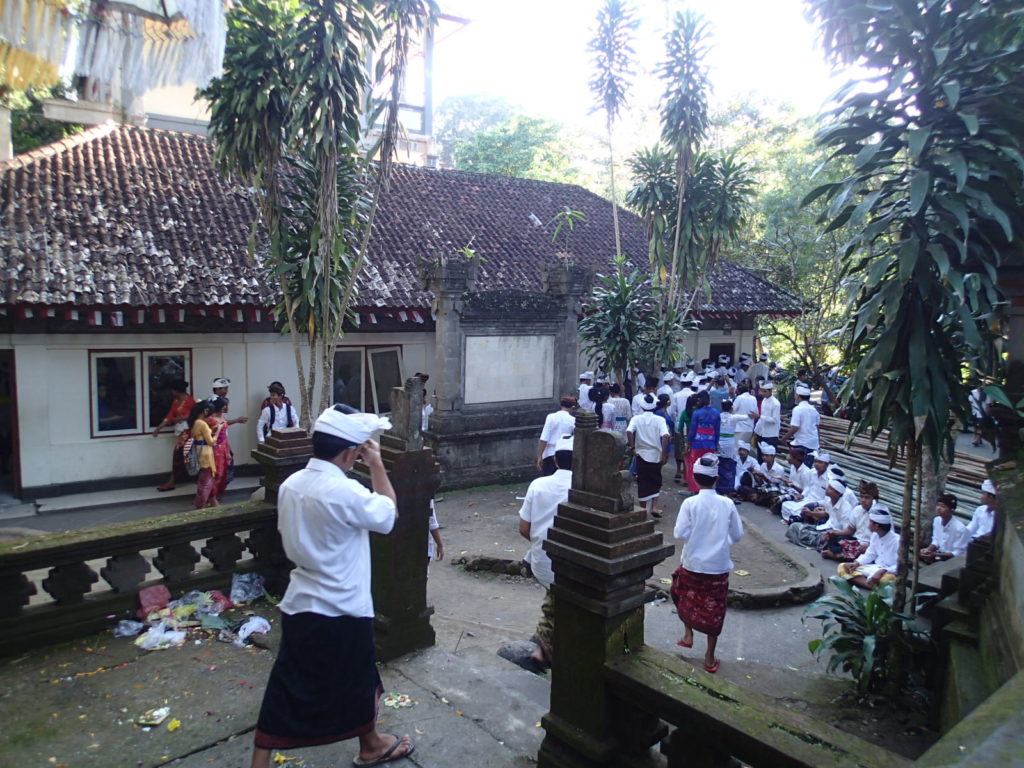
[0,351,18,496]
[707,343,736,366]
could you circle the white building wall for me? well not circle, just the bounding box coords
[3,329,433,492]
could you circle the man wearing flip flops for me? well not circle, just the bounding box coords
[250,406,413,767]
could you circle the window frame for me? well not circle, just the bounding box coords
[367,346,404,414]
[89,349,192,439]
[333,345,405,415]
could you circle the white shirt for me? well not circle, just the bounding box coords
[579,383,594,411]
[277,458,396,618]
[749,361,769,383]
[789,462,814,491]
[421,403,434,432]
[735,455,758,489]
[657,383,674,400]
[856,529,900,575]
[790,401,820,449]
[519,469,572,588]
[845,504,873,544]
[669,389,691,424]
[757,459,785,481]
[539,409,576,459]
[674,489,745,574]
[817,494,854,532]
[802,468,831,504]
[631,392,654,416]
[731,392,759,433]
[626,411,670,463]
[930,515,970,556]
[427,501,440,559]
[608,397,632,432]
[754,395,780,438]
[965,504,995,539]
[256,402,299,442]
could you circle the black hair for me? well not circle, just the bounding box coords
[610,383,622,395]
[938,493,958,510]
[737,384,749,395]
[874,522,892,535]
[187,399,215,428]
[590,383,610,425]
[312,431,358,461]
[208,396,228,414]
[268,382,286,395]
[695,472,716,488]
[554,449,573,471]
[333,403,359,415]
[560,395,577,409]
[645,378,659,390]
[641,393,657,410]
[169,379,189,393]
[657,393,671,408]
[695,390,710,408]
[721,399,733,413]
[414,372,429,383]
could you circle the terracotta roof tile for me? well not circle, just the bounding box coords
[0,124,800,315]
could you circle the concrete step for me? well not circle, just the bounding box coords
[943,618,980,648]
[939,636,996,734]
[932,594,974,636]
[0,499,37,519]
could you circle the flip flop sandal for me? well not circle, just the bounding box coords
[676,638,693,648]
[704,659,720,674]
[352,734,414,766]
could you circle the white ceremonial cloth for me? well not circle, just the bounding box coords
[519,469,573,588]
[674,489,745,574]
[277,458,396,618]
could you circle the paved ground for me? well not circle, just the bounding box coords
[0,464,941,767]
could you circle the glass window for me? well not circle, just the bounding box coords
[145,352,189,429]
[368,347,403,414]
[333,349,365,411]
[91,352,141,435]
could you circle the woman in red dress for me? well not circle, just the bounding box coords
[152,379,196,492]
[204,398,234,498]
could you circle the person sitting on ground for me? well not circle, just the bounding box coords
[518,433,574,671]
[627,394,671,519]
[671,454,744,674]
[965,479,998,540]
[746,444,786,507]
[822,480,878,561]
[780,451,832,522]
[837,507,900,589]
[536,396,576,476]
[733,441,760,501]
[919,494,969,564]
[786,478,851,549]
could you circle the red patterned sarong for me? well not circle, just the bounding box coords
[685,448,715,492]
[670,566,730,636]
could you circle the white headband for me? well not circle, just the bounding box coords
[761,445,777,455]
[314,408,391,444]
[693,455,719,477]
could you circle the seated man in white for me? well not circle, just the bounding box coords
[965,479,998,540]
[838,507,900,589]
[781,451,832,522]
[785,478,851,550]
[919,493,970,564]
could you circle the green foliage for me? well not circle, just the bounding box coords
[588,0,638,124]
[804,577,930,695]
[578,255,652,384]
[4,84,83,154]
[805,0,1024,465]
[549,208,587,254]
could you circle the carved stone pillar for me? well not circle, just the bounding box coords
[538,410,674,767]
[251,427,314,503]
[544,262,591,397]
[359,378,442,662]
[422,258,478,415]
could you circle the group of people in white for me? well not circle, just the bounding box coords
[521,351,1001,676]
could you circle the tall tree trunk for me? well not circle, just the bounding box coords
[885,436,917,695]
[607,119,622,258]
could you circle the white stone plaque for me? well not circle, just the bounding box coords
[464,335,554,403]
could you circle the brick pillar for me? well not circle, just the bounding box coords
[250,427,313,503]
[357,378,442,661]
[537,410,673,767]
[544,263,591,398]
[422,258,478,415]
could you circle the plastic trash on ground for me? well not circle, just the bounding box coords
[230,573,266,604]
[235,616,271,646]
[113,619,146,638]
[137,706,170,726]
[205,589,234,614]
[199,613,230,630]
[135,622,187,651]
[136,584,171,620]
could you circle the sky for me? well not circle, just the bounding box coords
[432,0,846,133]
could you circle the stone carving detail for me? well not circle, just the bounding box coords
[0,572,37,617]
[462,289,563,317]
[153,543,201,582]
[100,553,149,593]
[42,562,99,604]
[201,534,245,572]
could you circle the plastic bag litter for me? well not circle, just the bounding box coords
[113,619,146,638]
[135,622,187,651]
[137,584,171,620]
[235,616,271,646]
[199,613,230,630]
[205,589,233,614]
[230,573,266,604]
[168,590,211,610]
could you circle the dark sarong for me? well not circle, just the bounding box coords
[670,566,730,636]
[254,612,382,749]
[716,457,737,495]
[636,456,663,501]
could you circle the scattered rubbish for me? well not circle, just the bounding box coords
[235,616,272,646]
[230,573,266,604]
[135,623,187,651]
[113,620,146,638]
[136,585,171,620]
[166,718,181,732]
[382,692,414,708]
[137,707,170,726]
[659,578,672,585]
[734,570,750,577]
[274,753,301,765]
[199,614,230,630]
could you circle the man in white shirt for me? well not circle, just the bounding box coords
[965,479,998,539]
[627,394,670,518]
[920,493,970,564]
[657,373,676,399]
[786,478,851,549]
[253,406,412,767]
[783,385,820,464]
[671,454,744,674]
[748,353,770,385]
[537,397,576,475]
[578,372,595,412]
[632,379,658,416]
[256,383,299,443]
[822,480,879,562]
[731,384,759,445]
[838,509,900,589]
[781,451,833,522]
[753,380,781,457]
[519,433,574,670]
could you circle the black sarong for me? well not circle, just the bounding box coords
[254,612,382,749]
[636,456,663,501]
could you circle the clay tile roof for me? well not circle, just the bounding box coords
[0,124,800,316]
